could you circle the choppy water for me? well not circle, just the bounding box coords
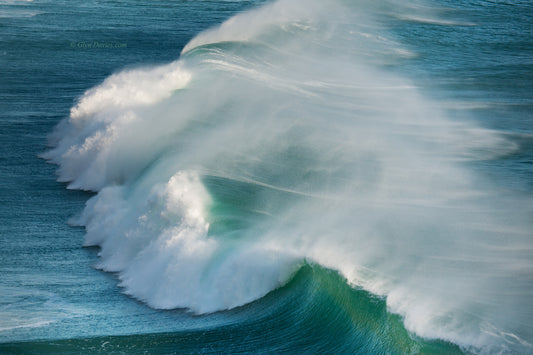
[1,0,532,354]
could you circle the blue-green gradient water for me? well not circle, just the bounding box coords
[1,0,532,354]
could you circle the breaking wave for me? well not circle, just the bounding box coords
[43,0,533,353]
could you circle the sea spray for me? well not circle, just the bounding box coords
[44,0,533,352]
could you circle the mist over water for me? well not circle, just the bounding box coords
[43,0,533,353]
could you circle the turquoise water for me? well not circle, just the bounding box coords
[1,0,532,354]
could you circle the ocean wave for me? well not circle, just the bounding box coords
[44,0,533,353]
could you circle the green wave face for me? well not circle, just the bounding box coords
[0,264,464,355]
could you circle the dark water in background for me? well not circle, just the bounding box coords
[1,0,532,354]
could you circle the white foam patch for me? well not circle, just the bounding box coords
[42,61,191,191]
[70,61,191,121]
[77,171,297,313]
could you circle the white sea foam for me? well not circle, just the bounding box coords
[46,0,533,352]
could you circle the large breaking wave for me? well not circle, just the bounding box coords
[43,0,533,353]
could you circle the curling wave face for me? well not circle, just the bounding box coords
[43,0,533,353]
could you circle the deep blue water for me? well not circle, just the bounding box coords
[1,0,532,354]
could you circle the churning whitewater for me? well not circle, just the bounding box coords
[43,0,533,353]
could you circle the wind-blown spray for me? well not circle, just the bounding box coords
[44,0,533,353]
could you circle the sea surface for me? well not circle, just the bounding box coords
[1,0,532,354]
